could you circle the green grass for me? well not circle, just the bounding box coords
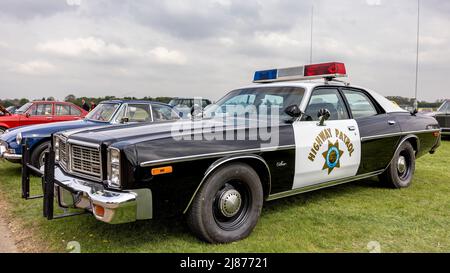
[0,141,449,253]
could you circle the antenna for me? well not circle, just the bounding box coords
[309,5,314,64]
[414,0,420,110]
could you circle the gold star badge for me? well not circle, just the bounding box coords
[322,141,344,174]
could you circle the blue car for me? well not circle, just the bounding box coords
[0,100,180,168]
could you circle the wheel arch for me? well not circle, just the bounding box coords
[386,134,420,171]
[0,123,10,129]
[182,154,271,214]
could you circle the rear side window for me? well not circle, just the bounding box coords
[70,106,81,116]
[55,104,70,116]
[342,90,378,119]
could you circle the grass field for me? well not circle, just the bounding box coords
[0,141,449,253]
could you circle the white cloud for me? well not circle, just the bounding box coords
[36,37,138,58]
[12,60,56,75]
[148,47,187,65]
[366,0,382,6]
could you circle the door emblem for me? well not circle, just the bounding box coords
[322,141,344,174]
[307,128,354,175]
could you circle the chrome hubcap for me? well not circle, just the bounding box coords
[219,189,242,217]
[397,156,407,174]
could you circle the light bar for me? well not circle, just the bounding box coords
[253,62,347,83]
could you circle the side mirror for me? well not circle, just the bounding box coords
[120,117,129,124]
[284,105,302,118]
[318,108,331,126]
[25,113,31,118]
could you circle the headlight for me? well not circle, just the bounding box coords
[54,136,60,162]
[107,148,121,188]
[16,133,22,145]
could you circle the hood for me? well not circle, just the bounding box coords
[0,119,105,144]
[65,116,280,147]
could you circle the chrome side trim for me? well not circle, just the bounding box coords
[182,154,272,214]
[67,139,101,149]
[361,129,439,142]
[140,145,295,167]
[266,170,384,201]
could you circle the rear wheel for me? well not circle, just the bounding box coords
[379,141,415,188]
[187,163,263,243]
[31,141,50,169]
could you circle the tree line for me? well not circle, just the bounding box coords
[0,95,174,108]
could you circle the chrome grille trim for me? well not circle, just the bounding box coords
[71,145,102,179]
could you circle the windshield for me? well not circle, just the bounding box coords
[86,103,121,122]
[204,87,305,120]
[437,101,448,112]
[15,102,33,114]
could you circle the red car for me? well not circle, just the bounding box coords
[0,101,88,135]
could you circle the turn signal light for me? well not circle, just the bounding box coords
[94,205,105,217]
[151,166,173,176]
[433,131,440,137]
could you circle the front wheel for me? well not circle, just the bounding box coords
[31,141,50,169]
[187,162,263,243]
[379,141,416,188]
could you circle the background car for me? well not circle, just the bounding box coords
[434,100,449,136]
[168,97,212,118]
[0,101,88,135]
[0,100,179,168]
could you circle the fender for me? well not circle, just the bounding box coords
[0,123,10,129]
[182,154,271,214]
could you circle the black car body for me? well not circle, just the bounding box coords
[42,63,441,243]
[434,100,450,135]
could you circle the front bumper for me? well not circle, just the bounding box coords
[0,142,22,163]
[52,166,153,224]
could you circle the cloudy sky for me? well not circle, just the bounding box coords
[0,0,449,102]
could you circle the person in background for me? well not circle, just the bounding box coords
[81,99,90,112]
[90,101,97,111]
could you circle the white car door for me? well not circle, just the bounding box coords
[292,88,361,189]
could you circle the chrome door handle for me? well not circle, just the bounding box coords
[388,120,396,125]
[348,126,356,131]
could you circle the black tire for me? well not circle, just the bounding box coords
[0,127,6,136]
[31,141,50,169]
[187,162,264,243]
[379,141,416,188]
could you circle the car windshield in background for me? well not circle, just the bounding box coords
[205,87,305,119]
[86,103,120,122]
[438,101,449,113]
[15,102,33,114]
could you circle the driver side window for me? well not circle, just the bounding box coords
[303,88,349,121]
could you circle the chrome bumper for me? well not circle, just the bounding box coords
[54,166,153,224]
[2,152,22,161]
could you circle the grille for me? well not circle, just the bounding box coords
[71,145,102,179]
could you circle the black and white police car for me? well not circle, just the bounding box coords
[43,62,441,243]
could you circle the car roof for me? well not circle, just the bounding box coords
[236,79,407,114]
[100,100,171,106]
